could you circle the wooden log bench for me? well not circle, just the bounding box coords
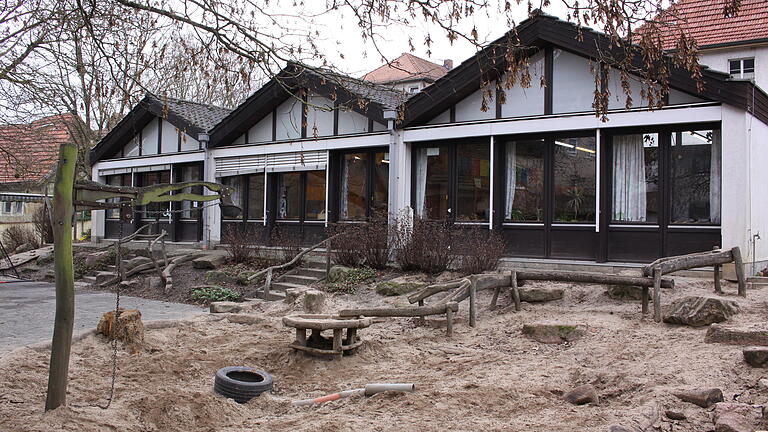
[339,302,460,337]
[282,314,373,358]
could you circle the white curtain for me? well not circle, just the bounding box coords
[505,142,517,219]
[415,148,428,217]
[612,135,647,222]
[340,159,349,219]
[710,129,722,224]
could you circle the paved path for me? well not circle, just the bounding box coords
[0,280,204,356]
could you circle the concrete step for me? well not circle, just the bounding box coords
[81,275,97,284]
[262,290,286,301]
[295,268,327,279]
[271,281,307,292]
[95,271,117,285]
[303,260,328,270]
[280,274,319,286]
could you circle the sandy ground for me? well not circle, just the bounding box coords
[1,276,767,431]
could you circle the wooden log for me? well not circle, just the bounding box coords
[732,246,747,297]
[469,281,477,327]
[516,270,674,288]
[346,328,357,345]
[407,280,466,304]
[445,304,454,337]
[332,329,343,352]
[714,265,722,294]
[264,268,272,300]
[490,286,502,310]
[642,249,724,276]
[45,142,78,411]
[511,270,521,312]
[338,302,459,318]
[641,287,649,315]
[282,315,373,330]
[296,328,307,346]
[642,249,733,276]
[653,268,662,322]
[418,299,425,325]
[435,280,472,305]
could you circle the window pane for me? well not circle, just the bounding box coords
[729,60,741,74]
[180,165,202,219]
[341,153,368,220]
[415,146,449,219]
[220,176,243,220]
[278,172,300,220]
[670,130,720,224]
[744,58,755,72]
[140,171,171,219]
[372,152,389,215]
[247,174,265,220]
[611,134,659,223]
[505,139,545,222]
[456,143,490,221]
[553,137,596,222]
[305,171,326,221]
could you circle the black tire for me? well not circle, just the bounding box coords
[214,366,273,403]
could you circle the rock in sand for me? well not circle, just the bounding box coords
[705,323,768,346]
[673,388,724,408]
[210,301,243,314]
[743,347,768,368]
[663,296,739,327]
[522,323,587,344]
[303,289,326,313]
[518,286,564,302]
[192,254,226,269]
[563,384,599,405]
[713,402,763,432]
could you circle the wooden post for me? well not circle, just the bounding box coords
[641,287,649,316]
[264,268,272,300]
[714,265,722,294]
[332,329,343,353]
[418,299,425,325]
[325,240,332,276]
[510,270,521,312]
[346,328,357,345]
[45,143,78,411]
[445,304,454,337]
[468,281,477,327]
[652,268,662,323]
[732,246,747,297]
[490,286,501,310]
[296,328,307,346]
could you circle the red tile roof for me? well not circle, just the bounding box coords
[362,53,449,84]
[652,0,768,50]
[0,114,79,184]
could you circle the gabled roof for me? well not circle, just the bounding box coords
[362,53,449,84]
[0,114,80,185]
[653,0,768,50]
[91,94,231,162]
[403,11,768,126]
[209,63,406,148]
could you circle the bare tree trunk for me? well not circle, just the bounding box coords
[45,143,78,411]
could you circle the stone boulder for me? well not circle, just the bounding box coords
[376,280,425,296]
[713,402,764,432]
[519,286,564,302]
[13,242,35,254]
[204,270,238,285]
[606,285,649,301]
[95,271,116,285]
[123,256,152,272]
[145,276,163,291]
[665,410,687,421]
[35,251,53,266]
[673,388,723,408]
[743,347,768,368]
[118,279,140,290]
[192,254,226,269]
[522,323,587,344]
[237,271,259,285]
[663,296,739,327]
[303,289,326,313]
[284,288,305,304]
[210,301,243,314]
[563,384,599,405]
[705,324,768,346]
[327,265,354,283]
[85,250,109,267]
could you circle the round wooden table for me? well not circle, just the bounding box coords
[282,314,373,358]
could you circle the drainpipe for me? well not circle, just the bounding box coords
[199,133,218,248]
[384,109,402,225]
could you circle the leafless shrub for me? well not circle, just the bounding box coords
[270,227,302,264]
[33,205,53,244]
[221,224,260,264]
[453,226,505,275]
[328,212,390,269]
[2,225,39,252]
[393,213,454,274]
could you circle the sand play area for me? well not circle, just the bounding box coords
[1,276,767,431]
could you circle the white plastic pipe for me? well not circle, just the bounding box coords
[292,383,416,407]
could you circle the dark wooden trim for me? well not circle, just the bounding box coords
[449,106,456,123]
[157,117,162,154]
[333,99,339,136]
[495,87,503,119]
[300,88,308,139]
[138,130,143,156]
[368,117,374,133]
[271,109,277,142]
[597,131,610,262]
[492,137,504,231]
[544,46,553,115]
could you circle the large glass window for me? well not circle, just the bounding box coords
[180,165,202,220]
[372,152,389,215]
[139,171,170,219]
[220,175,244,220]
[341,153,368,220]
[106,174,130,219]
[415,146,449,219]
[456,144,490,221]
[277,172,301,220]
[611,134,659,223]
[670,130,720,224]
[553,137,596,222]
[305,171,326,221]
[505,139,545,222]
[247,174,265,220]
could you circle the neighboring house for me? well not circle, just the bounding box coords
[656,0,768,90]
[0,114,80,239]
[90,12,768,273]
[362,53,451,94]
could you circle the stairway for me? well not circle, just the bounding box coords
[262,259,328,301]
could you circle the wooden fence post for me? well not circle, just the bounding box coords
[652,268,662,323]
[732,247,747,297]
[510,270,521,312]
[45,143,78,411]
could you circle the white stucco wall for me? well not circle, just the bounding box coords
[720,104,750,257]
[699,44,768,91]
[306,94,335,137]
[747,111,768,271]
